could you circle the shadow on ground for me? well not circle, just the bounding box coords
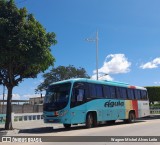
[18,120,145,134]
[0,128,7,136]
[138,114,160,120]
[4,115,159,134]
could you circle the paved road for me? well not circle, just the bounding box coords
[0,115,160,145]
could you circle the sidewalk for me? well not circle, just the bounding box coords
[0,120,63,136]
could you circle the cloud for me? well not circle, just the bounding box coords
[91,54,131,80]
[91,74,114,81]
[154,82,160,84]
[140,57,160,69]
[96,54,131,74]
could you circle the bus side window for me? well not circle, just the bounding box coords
[145,91,149,100]
[76,89,85,101]
[96,84,103,98]
[88,84,96,99]
[110,86,116,99]
[134,90,141,100]
[134,90,137,100]
[131,89,135,100]
[116,87,121,99]
[88,84,103,99]
[120,88,127,99]
[71,82,86,103]
[103,85,111,98]
[127,89,135,100]
[141,90,148,100]
[127,89,131,100]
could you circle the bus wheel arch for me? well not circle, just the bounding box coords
[86,111,98,128]
[128,110,136,123]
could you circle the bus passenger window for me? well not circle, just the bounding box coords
[127,89,135,100]
[134,90,141,100]
[89,84,96,98]
[120,88,127,99]
[141,90,148,100]
[96,85,103,98]
[110,86,116,99]
[103,85,111,98]
[76,89,84,101]
[88,84,104,98]
[116,87,121,99]
[71,82,86,102]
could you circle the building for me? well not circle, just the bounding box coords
[29,97,44,105]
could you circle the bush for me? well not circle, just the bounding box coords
[145,86,160,104]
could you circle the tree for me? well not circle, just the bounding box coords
[0,0,57,130]
[36,65,90,92]
[145,86,160,104]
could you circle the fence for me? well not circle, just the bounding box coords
[0,104,43,114]
[12,112,43,122]
[0,113,43,124]
[0,108,159,125]
[150,108,160,114]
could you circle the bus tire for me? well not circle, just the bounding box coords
[107,120,115,125]
[86,113,94,128]
[63,124,71,129]
[93,112,98,127]
[126,111,136,123]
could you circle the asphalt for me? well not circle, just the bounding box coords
[0,114,160,136]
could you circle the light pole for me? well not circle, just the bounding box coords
[98,73,108,80]
[85,30,99,80]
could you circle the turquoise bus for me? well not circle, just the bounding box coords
[43,78,150,128]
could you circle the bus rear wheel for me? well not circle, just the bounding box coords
[126,112,135,123]
[63,124,71,129]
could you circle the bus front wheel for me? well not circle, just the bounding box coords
[63,124,71,129]
[86,113,94,128]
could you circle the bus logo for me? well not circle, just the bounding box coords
[104,100,124,108]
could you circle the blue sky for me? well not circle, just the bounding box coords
[1,0,160,100]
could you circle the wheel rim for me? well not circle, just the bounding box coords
[88,114,93,127]
[130,113,135,122]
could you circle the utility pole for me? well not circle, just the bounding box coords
[85,30,99,80]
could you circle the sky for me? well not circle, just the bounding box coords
[1,0,160,100]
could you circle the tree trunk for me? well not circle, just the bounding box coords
[5,86,13,130]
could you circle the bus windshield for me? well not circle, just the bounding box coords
[44,83,71,111]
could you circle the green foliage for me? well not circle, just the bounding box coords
[0,0,57,130]
[36,65,90,92]
[150,103,160,108]
[145,86,160,103]
[0,0,57,87]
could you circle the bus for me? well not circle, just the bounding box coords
[43,78,150,128]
